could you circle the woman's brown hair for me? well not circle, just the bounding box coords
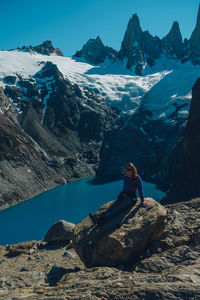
[125,162,138,191]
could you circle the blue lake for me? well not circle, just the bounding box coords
[0,178,165,245]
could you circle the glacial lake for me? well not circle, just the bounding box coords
[0,177,165,245]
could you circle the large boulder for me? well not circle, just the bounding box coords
[44,220,75,243]
[73,198,167,268]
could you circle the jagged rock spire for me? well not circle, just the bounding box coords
[119,14,143,59]
[162,21,184,59]
[190,4,200,63]
[119,14,146,73]
[194,3,200,30]
[190,4,200,41]
[164,21,182,41]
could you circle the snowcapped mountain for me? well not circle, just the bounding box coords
[0,7,200,208]
[0,48,199,122]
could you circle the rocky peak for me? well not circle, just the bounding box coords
[85,36,105,50]
[190,5,200,63]
[35,61,64,81]
[19,40,63,56]
[163,21,182,43]
[119,14,163,72]
[74,36,118,65]
[192,4,200,34]
[119,14,143,59]
[162,21,184,59]
[119,14,146,73]
[74,5,200,71]
[33,40,63,56]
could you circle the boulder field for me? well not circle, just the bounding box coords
[0,197,199,299]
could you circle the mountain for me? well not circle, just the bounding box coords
[0,50,118,208]
[74,6,200,74]
[1,7,200,208]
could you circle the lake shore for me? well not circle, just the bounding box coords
[0,178,164,245]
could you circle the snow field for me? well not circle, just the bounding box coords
[0,50,200,120]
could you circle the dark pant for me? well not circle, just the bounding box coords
[103,191,137,219]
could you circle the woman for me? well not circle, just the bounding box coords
[119,162,145,204]
[89,162,146,225]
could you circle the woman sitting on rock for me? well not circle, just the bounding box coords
[89,162,146,225]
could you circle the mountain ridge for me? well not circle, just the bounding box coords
[74,5,200,74]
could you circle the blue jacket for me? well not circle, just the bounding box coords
[123,174,144,202]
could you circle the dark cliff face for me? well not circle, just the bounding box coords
[189,5,200,64]
[94,106,185,188]
[161,78,200,204]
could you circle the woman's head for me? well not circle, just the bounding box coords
[125,162,137,178]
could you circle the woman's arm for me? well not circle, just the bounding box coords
[136,175,144,203]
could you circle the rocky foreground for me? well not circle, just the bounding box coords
[0,198,200,299]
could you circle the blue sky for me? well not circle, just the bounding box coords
[0,0,199,56]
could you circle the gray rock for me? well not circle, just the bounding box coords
[73,198,167,268]
[44,220,75,243]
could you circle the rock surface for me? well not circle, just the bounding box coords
[73,198,167,268]
[161,77,200,204]
[44,220,75,243]
[0,198,199,299]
